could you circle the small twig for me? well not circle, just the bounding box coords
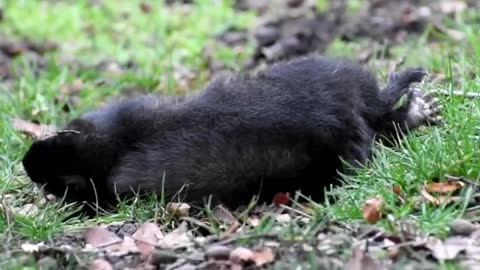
[180,216,217,235]
[446,174,479,187]
[214,232,279,246]
[434,89,480,99]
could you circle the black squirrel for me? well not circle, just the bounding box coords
[21,55,441,213]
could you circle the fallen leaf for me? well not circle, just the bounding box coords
[272,192,290,206]
[105,236,139,257]
[425,181,464,194]
[427,236,470,260]
[252,247,275,266]
[420,188,461,205]
[91,259,113,270]
[157,222,192,249]
[132,223,164,258]
[12,118,57,140]
[132,222,163,243]
[230,247,254,264]
[362,197,384,224]
[167,202,191,218]
[84,227,122,248]
[345,248,385,270]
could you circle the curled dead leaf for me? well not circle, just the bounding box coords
[157,222,192,249]
[84,227,122,248]
[420,188,461,206]
[132,223,164,258]
[167,202,191,218]
[252,247,275,267]
[425,181,464,194]
[105,236,139,257]
[362,197,384,224]
[230,247,255,264]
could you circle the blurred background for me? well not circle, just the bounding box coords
[1,1,477,117]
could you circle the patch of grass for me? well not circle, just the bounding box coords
[0,0,255,243]
[322,11,480,235]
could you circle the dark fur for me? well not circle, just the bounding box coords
[22,56,432,212]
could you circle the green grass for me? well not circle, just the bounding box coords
[0,0,480,268]
[0,0,255,242]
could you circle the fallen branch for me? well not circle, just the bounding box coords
[433,89,480,99]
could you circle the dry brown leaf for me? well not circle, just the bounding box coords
[167,202,191,218]
[425,181,464,194]
[91,259,113,270]
[345,248,385,270]
[105,236,139,257]
[252,247,275,266]
[12,118,57,140]
[157,222,192,249]
[132,223,164,258]
[84,227,122,248]
[427,236,470,260]
[230,247,254,264]
[362,197,384,224]
[420,188,461,205]
[132,223,163,243]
